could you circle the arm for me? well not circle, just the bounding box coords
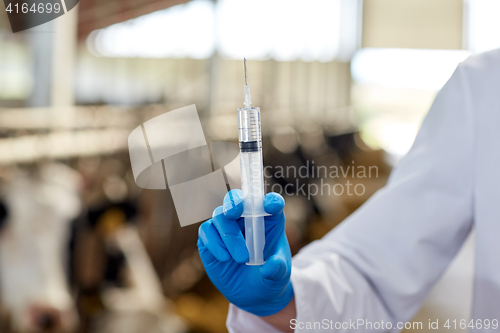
[262,297,295,333]
[228,62,475,332]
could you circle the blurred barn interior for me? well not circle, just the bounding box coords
[0,0,497,332]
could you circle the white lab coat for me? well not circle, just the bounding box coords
[226,49,500,332]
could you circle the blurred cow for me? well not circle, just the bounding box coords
[74,157,187,333]
[0,164,81,332]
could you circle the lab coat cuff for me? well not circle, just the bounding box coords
[226,304,283,333]
[290,263,314,331]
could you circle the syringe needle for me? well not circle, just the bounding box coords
[244,58,248,85]
[243,58,252,107]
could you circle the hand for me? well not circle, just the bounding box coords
[197,190,293,317]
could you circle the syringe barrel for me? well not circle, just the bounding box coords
[238,106,266,216]
[238,107,262,147]
[238,106,266,265]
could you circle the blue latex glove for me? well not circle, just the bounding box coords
[197,189,293,317]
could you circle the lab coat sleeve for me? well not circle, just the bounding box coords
[227,62,475,332]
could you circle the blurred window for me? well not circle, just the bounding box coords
[352,48,470,157]
[352,48,470,91]
[466,0,500,53]
[216,0,343,62]
[0,40,32,100]
[87,0,215,59]
[87,0,361,62]
[353,0,500,158]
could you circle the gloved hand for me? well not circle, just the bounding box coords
[197,189,293,317]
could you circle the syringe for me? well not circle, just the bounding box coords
[238,59,267,266]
